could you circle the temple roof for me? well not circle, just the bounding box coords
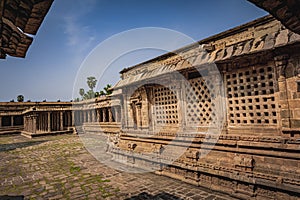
[115,15,300,89]
[0,0,53,59]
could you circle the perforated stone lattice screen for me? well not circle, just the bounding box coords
[154,85,179,124]
[227,66,278,125]
[186,77,216,126]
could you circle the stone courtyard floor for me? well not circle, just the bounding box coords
[0,134,234,200]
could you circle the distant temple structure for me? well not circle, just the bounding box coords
[1,1,300,199]
[0,0,53,59]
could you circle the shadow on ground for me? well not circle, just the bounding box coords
[0,140,48,152]
[125,192,183,200]
[0,195,24,200]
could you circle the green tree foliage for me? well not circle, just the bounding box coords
[78,76,113,100]
[87,76,97,91]
[17,95,24,102]
[79,88,85,99]
[104,84,112,95]
[99,90,105,96]
[74,98,80,102]
[83,90,95,100]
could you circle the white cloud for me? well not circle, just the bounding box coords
[63,0,97,54]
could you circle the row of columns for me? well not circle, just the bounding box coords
[19,106,121,134]
[74,106,121,125]
[24,111,74,134]
[0,115,24,127]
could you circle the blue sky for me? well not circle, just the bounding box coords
[0,0,266,102]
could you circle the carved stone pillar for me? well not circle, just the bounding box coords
[89,110,92,122]
[52,113,55,131]
[28,116,31,132]
[78,111,80,124]
[43,114,45,131]
[96,109,100,122]
[37,115,40,132]
[68,112,71,126]
[103,108,107,122]
[86,110,90,122]
[60,112,64,131]
[114,107,119,122]
[91,110,95,122]
[275,55,290,129]
[82,111,85,124]
[78,111,81,124]
[42,114,44,131]
[23,116,26,131]
[47,112,51,132]
[111,107,116,122]
[108,107,113,122]
[32,115,37,133]
[71,111,75,126]
[136,104,142,129]
[39,114,41,132]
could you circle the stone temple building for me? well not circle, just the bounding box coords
[1,0,300,199]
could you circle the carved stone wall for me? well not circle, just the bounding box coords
[106,16,300,199]
[153,84,178,125]
[226,64,279,135]
[185,75,216,127]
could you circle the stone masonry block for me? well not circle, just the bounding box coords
[275,29,289,47]
[280,110,291,118]
[281,119,290,128]
[293,109,300,118]
[290,119,300,128]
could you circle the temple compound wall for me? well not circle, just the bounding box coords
[21,102,74,138]
[73,97,121,134]
[0,98,120,137]
[89,15,300,199]
[0,102,74,137]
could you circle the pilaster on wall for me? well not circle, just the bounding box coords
[177,76,187,131]
[275,54,291,131]
[221,64,228,134]
[121,90,128,129]
[145,85,154,132]
[210,68,226,132]
[276,54,300,134]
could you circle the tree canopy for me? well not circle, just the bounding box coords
[78,76,113,101]
[87,77,97,90]
[17,95,24,102]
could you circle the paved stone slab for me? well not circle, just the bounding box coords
[0,134,234,199]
